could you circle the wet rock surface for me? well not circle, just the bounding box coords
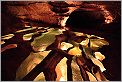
[1,1,121,81]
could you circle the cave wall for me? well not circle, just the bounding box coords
[1,1,121,81]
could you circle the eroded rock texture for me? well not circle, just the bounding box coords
[1,1,121,81]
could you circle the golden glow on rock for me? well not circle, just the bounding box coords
[94,52,105,61]
[24,25,31,28]
[71,60,83,81]
[67,7,78,14]
[68,47,82,56]
[74,32,84,36]
[60,42,73,50]
[90,39,109,50]
[0,41,5,45]
[91,57,106,72]
[60,17,69,27]
[16,27,37,33]
[16,51,50,80]
[58,27,69,33]
[59,77,66,81]
[38,44,47,52]
[55,65,62,81]
[80,39,89,46]
[34,72,45,81]
[23,33,33,41]
[56,57,67,81]
[94,70,108,81]
[2,34,14,40]
[86,71,97,81]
